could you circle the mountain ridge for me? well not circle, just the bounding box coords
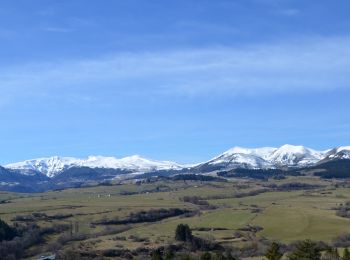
[4,145,350,177]
[1,145,349,192]
[5,155,182,178]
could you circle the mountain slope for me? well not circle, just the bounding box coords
[0,166,50,192]
[268,144,325,167]
[2,145,350,192]
[6,155,183,178]
[193,147,275,172]
[194,145,327,172]
[320,146,350,163]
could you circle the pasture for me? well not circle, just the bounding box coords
[0,176,349,258]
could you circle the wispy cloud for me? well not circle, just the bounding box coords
[0,36,349,105]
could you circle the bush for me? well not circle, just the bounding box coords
[0,219,16,242]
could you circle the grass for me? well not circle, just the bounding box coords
[1,176,350,257]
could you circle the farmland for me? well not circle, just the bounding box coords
[1,176,350,259]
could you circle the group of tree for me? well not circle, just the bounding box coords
[172,174,227,182]
[264,240,350,260]
[0,217,70,259]
[94,208,190,225]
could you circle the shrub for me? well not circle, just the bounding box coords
[0,219,16,242]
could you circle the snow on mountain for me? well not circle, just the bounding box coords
[203,144,327,170]
[267,144,325,167]
[82,155,182,172]
[5,145,350,178]
[207,147,276,169]
[322,146,350,161]
[6,155,183,178]
[6,157,80,177]
[220,147,277,160]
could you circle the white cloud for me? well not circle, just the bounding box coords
[0,36,349,104]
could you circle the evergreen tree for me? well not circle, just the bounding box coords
[288,240,321,260]
[175,224,193,242]
[265,242,283,260]
[342,248,350,260]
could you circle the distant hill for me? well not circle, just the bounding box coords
[1,145,349,192]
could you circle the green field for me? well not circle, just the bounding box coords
[1,176,350,259]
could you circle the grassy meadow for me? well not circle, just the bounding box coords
[1,176,350,259]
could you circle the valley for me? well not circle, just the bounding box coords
[1,175,350,259]
[1,145,350,259]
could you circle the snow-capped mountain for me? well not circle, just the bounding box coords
[196,144,330,172]
[205,147,276,169]
[6,156,81,178]
[2,145,350,192]
[268,144,325,167]
[5,145,350,178]
[6,155,183,178]
[320,146,350,162]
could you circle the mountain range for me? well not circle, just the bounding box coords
[1,144,349,192]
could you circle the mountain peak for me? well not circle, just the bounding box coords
[6,155,182,178]
[278,144,308,152]
[336,146,350,153]
[269,145,323,167]
[202,144,327,171]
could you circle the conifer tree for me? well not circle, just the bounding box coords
[288,240,321,260]
[265,242,283,260]
[175,224,193,242]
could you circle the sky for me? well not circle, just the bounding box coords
[0,0,350,164]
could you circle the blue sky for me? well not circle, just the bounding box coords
[1,0,350,164]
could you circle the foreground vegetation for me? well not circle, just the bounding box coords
[1,175,350,259]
